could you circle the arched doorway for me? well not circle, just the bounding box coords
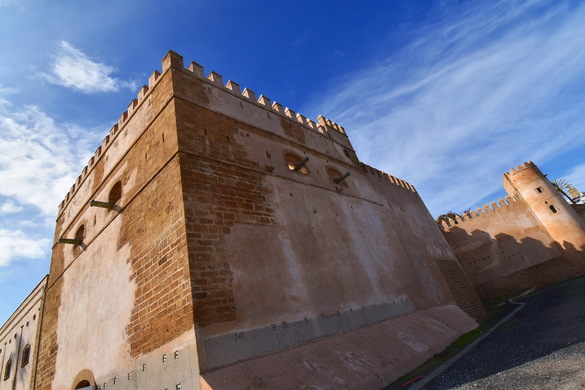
[71,369,96,390]
[74,380,93,390]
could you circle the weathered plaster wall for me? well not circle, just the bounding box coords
[200,305,477,390]
[36,58,200,390]
[0,277,46,390]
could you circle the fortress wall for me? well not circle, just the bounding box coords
[37,60,201,390]
[441,196,575,299]
[0,277,46,390]
[167,52,479,380]
[36,51,480,390]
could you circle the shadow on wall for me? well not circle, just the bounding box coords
[445,226,585,300]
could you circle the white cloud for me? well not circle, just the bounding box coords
[0,229,49,267]
[42,41,135,93]
[0,104,102,216]
[0,200,23,215]
[565,163,585,194]
[305,0,585,216]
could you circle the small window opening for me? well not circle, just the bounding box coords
[549,205,558,213]
[108,181,122,206]
[21,344,31,367]
[3,359,11,381]
[285,152,309,175]
[536,187,543,193]
[343,149,351,159]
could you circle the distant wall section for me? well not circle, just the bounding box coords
[441,162,585,299]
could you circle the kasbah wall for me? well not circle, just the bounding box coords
[440,162,585,299]
[12,49,578,390]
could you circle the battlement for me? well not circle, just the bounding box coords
[505,161,535,176]
[360,163,416,192]
[57,50,350,216]
[440,195,518,231]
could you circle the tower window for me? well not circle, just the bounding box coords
[536,187,543,193]
[549,205,558,214]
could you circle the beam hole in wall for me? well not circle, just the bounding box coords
[285,152,309,175]
[21,344,30,367]
[326,166,348,188]
[73,224,85,255]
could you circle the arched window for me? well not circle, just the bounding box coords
[3,359,11,381]
[74,380,92,389]
[549,205,558,214]
[21,344,31,367]
[108,181,122,206]
[284,152,309,175]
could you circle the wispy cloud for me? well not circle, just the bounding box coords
[41,41,135,93]
[0,229,49,267]
[0,199,23,215]
[0,103,101,216]
[305,0,585,215]
[565,163,585,194]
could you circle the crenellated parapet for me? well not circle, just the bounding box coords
[439,196,518,231]
[360,163,416,193]
[57,65,166,216]
[164,50,347,138]
[505,161,535,176]
[57,50,350,216]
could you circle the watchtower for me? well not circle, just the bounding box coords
[504,162,585,257]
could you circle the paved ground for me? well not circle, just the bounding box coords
[424,277,585,390]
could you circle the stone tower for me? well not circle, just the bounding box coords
[503,162,585,257]
[35,51,480,390]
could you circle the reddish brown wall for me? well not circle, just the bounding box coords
[36,63,198,390]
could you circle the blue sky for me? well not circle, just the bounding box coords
[1,0,585,323]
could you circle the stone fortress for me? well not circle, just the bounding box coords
[1,51,584,390]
